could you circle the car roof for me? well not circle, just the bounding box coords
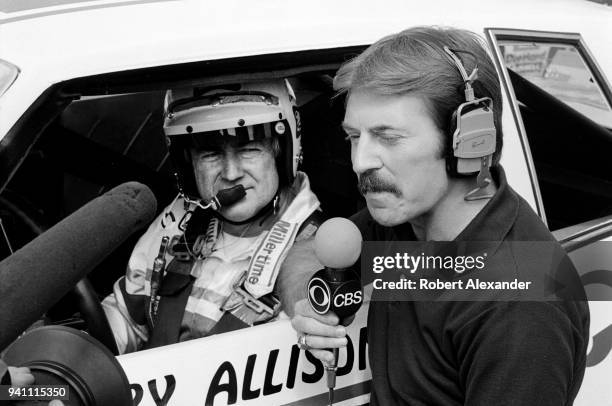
[1,0,611,82]
[1,0,611,139]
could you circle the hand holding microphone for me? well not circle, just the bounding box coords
[302,217,363,405]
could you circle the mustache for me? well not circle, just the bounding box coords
[358,170,401,196]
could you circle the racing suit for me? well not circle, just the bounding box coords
[102,172,320,354]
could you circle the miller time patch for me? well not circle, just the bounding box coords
[245,220,298,298]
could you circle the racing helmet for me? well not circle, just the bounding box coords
[163,79,302,202]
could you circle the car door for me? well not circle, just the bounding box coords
[486,28,612,405]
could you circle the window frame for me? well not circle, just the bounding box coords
[486,28,612,236]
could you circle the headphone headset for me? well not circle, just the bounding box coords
[444,46,497,200]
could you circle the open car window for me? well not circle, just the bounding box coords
[0,53,363,321]
[0,43,375,404]
[487,29,612,232]
[500,41,612,128]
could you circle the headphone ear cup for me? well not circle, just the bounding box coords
[452,102,497,175]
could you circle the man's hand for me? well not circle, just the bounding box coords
[277,238,323,317]
[8,366,64,406]
[290,298,348,365]
[7,366,34,386]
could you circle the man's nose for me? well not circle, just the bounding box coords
[352,133,382,175]
[221,154,244,182]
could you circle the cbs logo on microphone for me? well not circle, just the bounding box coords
[307,270,363,319]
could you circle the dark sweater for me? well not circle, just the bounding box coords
[352,167,589,406]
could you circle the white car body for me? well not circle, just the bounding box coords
[1,0,611,405]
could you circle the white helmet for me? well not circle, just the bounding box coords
[163,79,302,201]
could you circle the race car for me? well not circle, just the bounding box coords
[1,0,611,404]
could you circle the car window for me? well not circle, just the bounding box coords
[0,90,177,318]
[500,41,612,129]
[0,70,360,326]
[488,30,612,231]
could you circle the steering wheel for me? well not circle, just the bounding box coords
[0,194,119,355]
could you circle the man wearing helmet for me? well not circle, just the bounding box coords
[102,79,322,354]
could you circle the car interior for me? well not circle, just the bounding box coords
[0,49,366,348]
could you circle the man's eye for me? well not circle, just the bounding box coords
[198,151,220,160]
[240,148,260,153]
[239,148,261,157]
[344,133,359,143]
[377,133,400,143]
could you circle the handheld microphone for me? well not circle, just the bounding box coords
[307,217,363,406]
[0,182,157,351]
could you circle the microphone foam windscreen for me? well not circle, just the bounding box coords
[0,182,157,350]
[314,217,362,269]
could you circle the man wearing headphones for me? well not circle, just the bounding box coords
[289,27,589,405]
[102,79,321,354]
